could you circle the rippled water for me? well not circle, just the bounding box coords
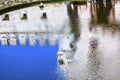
[0,1,120,80]
[60,1,120,80]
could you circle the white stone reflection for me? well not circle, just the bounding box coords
[18,34,28,45]
[38,33,47,46]
[29,34,37,46]
[0,34,8,46]
[9,34,17,45]
[48,34,58,46]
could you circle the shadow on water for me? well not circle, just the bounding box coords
[66,2,81,58]
[89,0,120,34]
[89,0,112,25]
[86,1,120,80]
[85,35,103,80]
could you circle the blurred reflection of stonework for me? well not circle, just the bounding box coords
[0,3,77,66]
[0,0,47,10]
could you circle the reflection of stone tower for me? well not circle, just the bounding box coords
[0,33,59,46]
[86,49,103,80]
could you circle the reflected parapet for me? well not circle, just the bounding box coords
[37,33,47,46]
[0,34,9,46]
[18,34,28,45]
[0,33,64,46]
[9,34,18,46]
[28,34,37,46]
[0,33,75,66]
[48,34,59,46]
